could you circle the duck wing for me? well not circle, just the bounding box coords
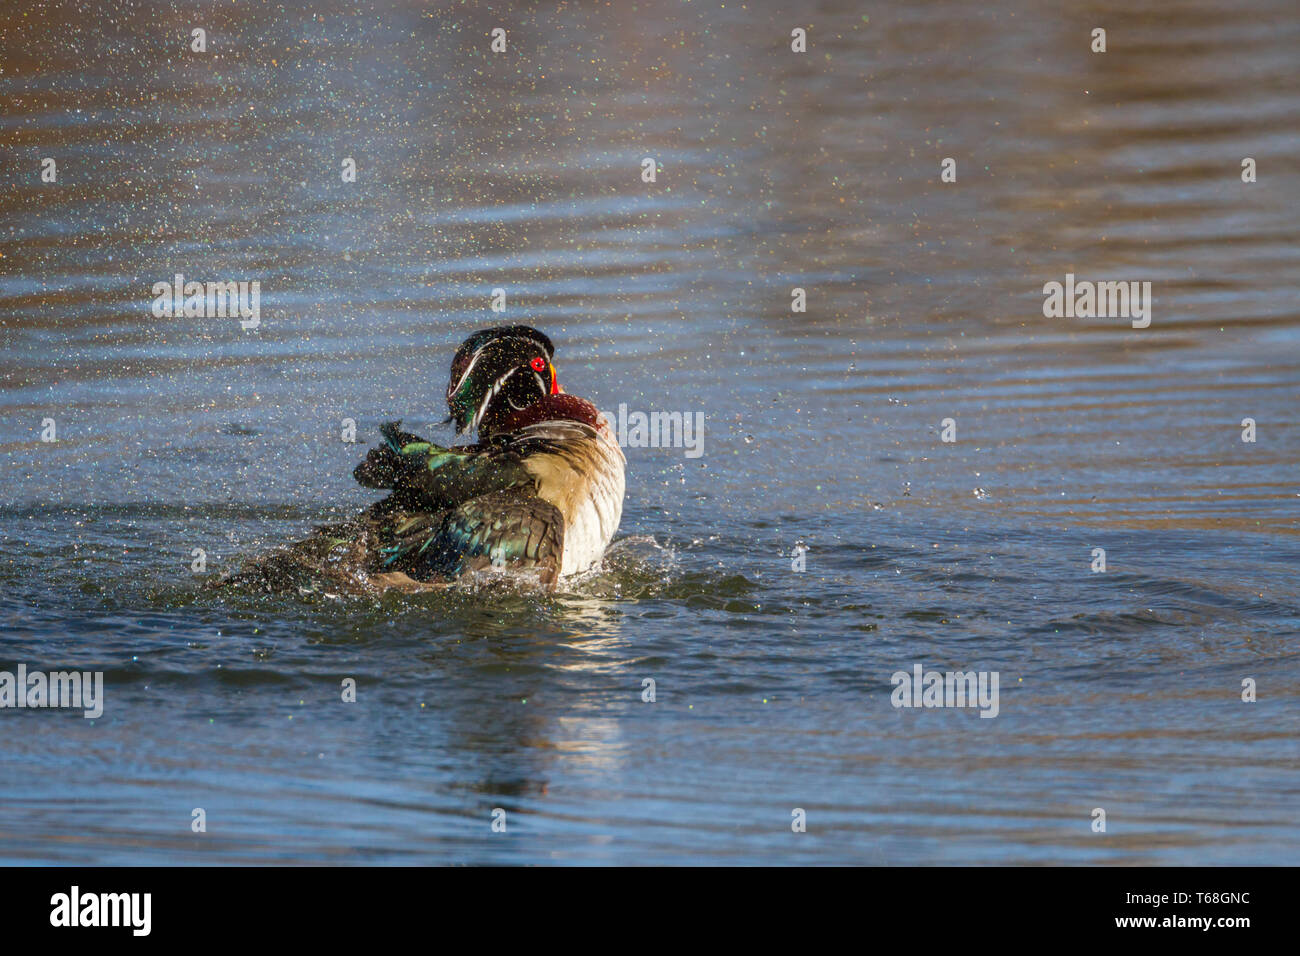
[376,491,563,586]
[353,420,537,511]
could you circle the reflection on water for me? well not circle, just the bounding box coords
[0,0,1297,863]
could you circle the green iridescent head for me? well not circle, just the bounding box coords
[445,326,559,435]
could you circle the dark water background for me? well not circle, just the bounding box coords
[1,0,1297,863]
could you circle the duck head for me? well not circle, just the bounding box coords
[445,325,560,436]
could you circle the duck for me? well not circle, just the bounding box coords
[222,326,625,592]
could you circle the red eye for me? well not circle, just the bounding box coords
[530,356,547,372]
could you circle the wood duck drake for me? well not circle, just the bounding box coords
[225,326,625,592]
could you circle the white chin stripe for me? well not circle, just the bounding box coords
[471,368,522,433]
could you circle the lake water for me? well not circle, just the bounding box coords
[1,0,1297,864]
